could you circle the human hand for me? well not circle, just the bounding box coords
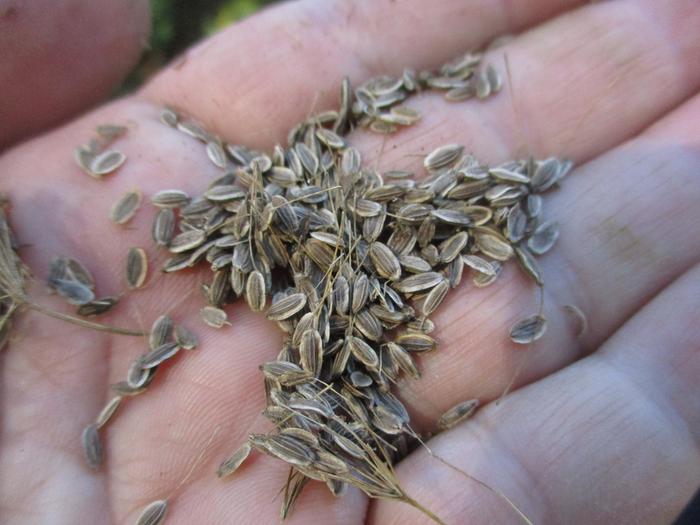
[1,1,698,523]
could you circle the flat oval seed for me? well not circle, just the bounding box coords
[217,441,252,478]
[266,293,307,321]
[81,424,103,469]
[245,270,266,312]
[135,499,168,525]
[201,306,229,328]
[141,342,181,369]
[126,247,148,289]
[111,190,142,224]
[509,314,548,344]
[90,150,126,176]
[95,396,122,429]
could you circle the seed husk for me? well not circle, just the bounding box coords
[509,314,548,344]
[111,190,142,224]
[394,272,444,293]
[126,248,148,289]
[81,424,103,469]
[152,208,176,247]
[151,189,190,208]
[369,242,401,281]
[424,144,463,171]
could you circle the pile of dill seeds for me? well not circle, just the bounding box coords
[40,49,570,524]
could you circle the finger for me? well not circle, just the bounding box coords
[369,262,700,525]
[0,0,150,149]
[395,91,700,431]
[141,0,585,147]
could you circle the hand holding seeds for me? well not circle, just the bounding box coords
[2,1,700,524]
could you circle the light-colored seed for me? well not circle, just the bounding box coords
[81,424,102,470]
[514,245,543,286]
[135,499,168,525]
[347,336,379,369]
[395,332,436,353]
[201,306,229,328]
[111,190,142,224]
[509,314,548,344]
[169,229,206,253]
[206,141,228,169]
[474,232,514,261]
[439,231,469,263]
[63,257,95,289]
[95,396,122,429]
[90,150,126,176]
[174,324,198,350]
[422,279,449,316]
[437,399,479,430]
[462,254,496,276]
[96,124,128,142]
[74,146,95,174]
[299,329,323,377]
[245,270,266,312]
[151,189,190,208]
[561,304,587,338]
[160,108,178,127]
[351,274,370,314]
[394,272,444,293]
[266,293,307,321]
[217,441,253,478]
[424,144,464,171]
[126,247,148,289]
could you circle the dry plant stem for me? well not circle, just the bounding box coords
[402,495,447,525]
[25,300,144,336]
[412,432,533,525]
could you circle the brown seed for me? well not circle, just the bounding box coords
[347,336,379,369]
[394,272,444,293]
[422,278,449,316]
[151,189,190,208]
[169,229,206,253]
[217,441,253,478]
[266,293,307,321]
[89,150,126,177]
[474,232,514,261]
[201,306,229,328]
[437,399,479,430]
[149,314,173,351]
[126,248,148,289]
[351,274,370,314]
[152,208,176,247]
[299,329,323,377]
[77,296,119,317]
[369,242,401,281]
[509,314,547,344]
[95,396,122,430]
[245,270,266,312]
[135,499,168,525]
[395,332,436,353]
[111,190,142,224]
[81,423,103,469]
[174,324,198,350]
[141,342,181,369]
[424,144,463,171]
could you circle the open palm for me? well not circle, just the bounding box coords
[1,0,699,523]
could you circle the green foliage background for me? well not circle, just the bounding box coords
[123,0,277,90]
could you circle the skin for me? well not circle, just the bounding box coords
[0,0,698,523]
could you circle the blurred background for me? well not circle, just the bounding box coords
[123,0,278,90]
